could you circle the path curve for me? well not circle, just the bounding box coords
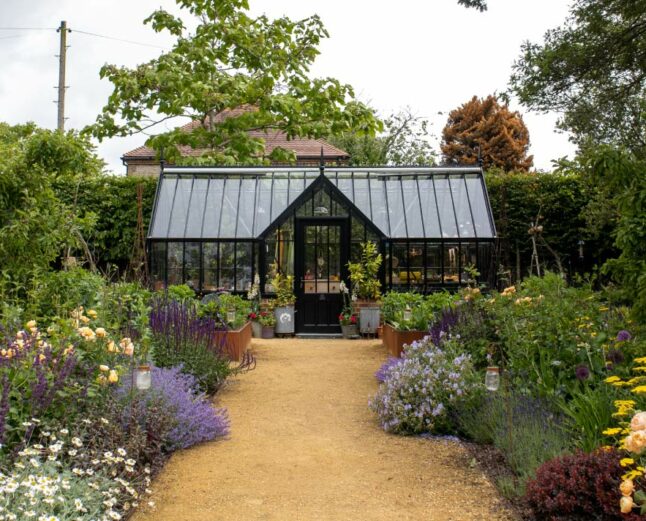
[133,338,515,521]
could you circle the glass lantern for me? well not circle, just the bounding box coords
[485,366,500,392]
[403,306,412,322]
[136,365,151,391]
[226,308,236,325]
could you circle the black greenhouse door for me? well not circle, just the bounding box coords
[295,218,348,334]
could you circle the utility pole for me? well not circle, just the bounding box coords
[56,20,70,132]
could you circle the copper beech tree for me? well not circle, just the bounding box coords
[441,95,533,172]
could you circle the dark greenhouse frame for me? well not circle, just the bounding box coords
[147,164,497,331]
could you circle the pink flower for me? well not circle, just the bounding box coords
[624,431,646,454]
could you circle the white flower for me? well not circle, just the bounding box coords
[116,448,127,457]
[71,437,83,448]
[58,428,69,435]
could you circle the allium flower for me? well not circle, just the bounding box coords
[617,330,632,342]
[575,364,590,381]
[606,349,625,365]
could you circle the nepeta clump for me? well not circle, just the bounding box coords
[370,335,481,435]
[118,365,229,451]
[375,357,402,383]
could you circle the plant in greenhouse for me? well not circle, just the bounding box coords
[347,242,382,301]
[271,273,296,307]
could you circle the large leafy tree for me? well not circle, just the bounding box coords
[0,123,101,300]
[87,0,381,164]
[441,95,533,171]
[329,110,436,166]
[510,0,646,155]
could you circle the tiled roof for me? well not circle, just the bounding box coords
[122,112,349,161]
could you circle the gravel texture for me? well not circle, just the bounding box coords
[132,338,516,521]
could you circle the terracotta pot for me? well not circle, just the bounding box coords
[213,321,252,362]
[383,323,427,358]
[261,325,275,339]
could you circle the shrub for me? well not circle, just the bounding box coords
[370,335,481,434]
[347,241,382,300]
[381,291,456,331]
[166,284,197,302]
[149,298,231,394]
[200,293,251,330]
[97,282,151,340]
[525,448,643,521]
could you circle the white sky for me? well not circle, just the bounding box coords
[0,0,576,174]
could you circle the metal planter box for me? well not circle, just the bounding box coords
[359,306,380,335]
[274,306,295,334]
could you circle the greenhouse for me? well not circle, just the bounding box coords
[148,165,496,333]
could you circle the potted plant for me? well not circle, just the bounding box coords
[347,241,382,335]
[200,294,252,362]
[271,272,296,336]
[258,311,276,339]
[338,281,358,338]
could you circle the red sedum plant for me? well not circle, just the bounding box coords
[525,448,643,521]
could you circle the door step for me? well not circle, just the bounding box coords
[296,333,343,339]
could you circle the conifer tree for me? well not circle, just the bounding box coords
[441,95,533,172]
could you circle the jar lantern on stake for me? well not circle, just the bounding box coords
[136,365,151,391]
[226,308,236,325]
[403,305,412,322]
[485,366,500,391]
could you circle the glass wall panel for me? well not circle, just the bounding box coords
[203,243,219,291]
[237,178,256,238]
[384,241,392,288]
[236,242,252,291]
[425,243,442,285]
[150,242,167,290]
[450,176,475,238]
[219,178,240,238]
[391,242,408,289]
[461,243,478,284]
[408,242,425,289]
[296,193,312,216]
[167,242,183,286]
[402,179,423,237]
[478,242,493,284]
[219,242,235,291]
[434,177,458,238]
[336,178,353,202]
[443,243,460,284]
[369,179,390,235]
[465,176,494,238]
[418,179,441,238]
[202,178,224,238]
[254,177,273,235]
[313,188,332,217]
[185,178,208,238]
[265,239,278,293]
[184,242,201,290]
[387,179,406,237]
[150,176,176,238]
[168,177,193,237]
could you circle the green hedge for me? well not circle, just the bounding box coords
[53,171,615,278]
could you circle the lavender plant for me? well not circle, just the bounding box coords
[149,297,231,394]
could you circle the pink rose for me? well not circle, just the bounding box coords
[631,411,646,432]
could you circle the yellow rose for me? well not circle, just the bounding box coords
[620,495,634,514]
[624,432,646,454]
[107,340,116,353]
[80,315,91,324]
[108,370,119,384]
[87,310,97,319]
[38,354,46,363]
[95,327,107,338]
[26,320,37,329]
[99,365,109,372]
[120,337,134,357]
[620,479,635,496]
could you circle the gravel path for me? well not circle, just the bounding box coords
[132,338,516,521]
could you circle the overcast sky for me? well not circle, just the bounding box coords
[0,0,575,174]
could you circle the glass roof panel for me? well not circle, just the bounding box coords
[150,175,176,238]
[271,178,289,221]
[288,176,305,205]
[386,178,406,237]
[450,176,475,238]
[433,176,459,238]
[219,177,240,237]
[202,178,224,238]
[418,178,441,237]
[185,177,208,238]
[369,178,390,235]
[236,178,257,238]
[254,177,273,236]
[465,175,494,238]
[352,178,371,220]
[167,177,193,238]
[402,178,423,237]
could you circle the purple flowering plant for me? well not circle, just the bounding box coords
[370,334,481,435]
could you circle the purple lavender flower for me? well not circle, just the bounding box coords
[375,357,402,383]
[575,364,590,381]
[617,330,632,342]
[118,365,229,450]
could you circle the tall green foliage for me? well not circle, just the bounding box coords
[347,242,382,300]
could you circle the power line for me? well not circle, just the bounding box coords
[0,27,56,31]
[72,29,167,50]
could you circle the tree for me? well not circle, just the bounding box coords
[329,109,436,166]
[441,95,533,171]
[509,0,646,156]
[87,0,381,164]
[0,123,100,301]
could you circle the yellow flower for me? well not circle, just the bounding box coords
[80,315,91,324]
[603,428,622,436]
[26,320,37,329]
[99,365,109,372]
[605,376,621,383]
[87,309,97,319]
[623,469,644,481]
[599,306,609,312]
[620,479,635,496]
[635,357,646,364]
[632,386,646,394]
[108,370,119,384]
[620,458,635,467]
[95,327,107,338]
[633,367,646,373]
[38,354,46,363]
[107,340,116,353]
[620,495,634,514]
